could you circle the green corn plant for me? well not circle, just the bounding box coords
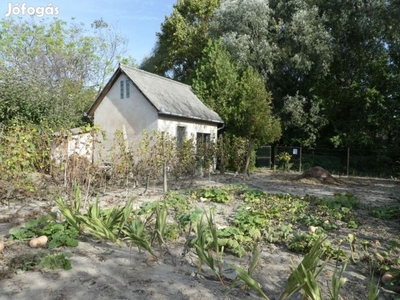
[328,262,348,300]
[248,243,261,277]
[103,207,125,230]
[230,243,269,299]
[83,216,124,246]
[86,197,131,234]
[123,216,157,259]
[54,196,82,232]
[205,208,224,277]
[123,216,146,250]
[80,198,124,246]
[152,202,168,258]
[119,197,133,234]
[194,214,216,274]
[281,236,327,300]
[102,198,133,235]
[291,263,323,299]
[86,198,101,219]
[367,273,380,300]
[55,181,83,222]
[194,214,209,272]
[231,265,270,299]
[193,209,225,284]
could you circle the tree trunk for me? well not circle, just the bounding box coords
[244,140,254,177]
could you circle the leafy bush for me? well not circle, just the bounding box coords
[8,214,79,249]
[0,122,52,189]
[275,151,293,171]
[39,252,73,270]
[369,205,400,220]
[320,193,361,210]
[217,133,256,173]
[288,232,324,254]
[6,251,73,272]
[194,187,233,203]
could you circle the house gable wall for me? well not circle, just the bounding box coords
[94,73,158,155]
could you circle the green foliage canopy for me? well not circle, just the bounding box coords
[0,18,132,128]
[142,0,400,150]
[210,0,332,146]
[315,0,400,148]
[193,39,281,146]
[141,0,220,83]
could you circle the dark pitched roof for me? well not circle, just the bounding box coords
[87,64,223,124]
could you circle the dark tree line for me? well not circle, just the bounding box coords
[141,0,400,153]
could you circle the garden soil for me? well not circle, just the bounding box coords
[0,170,399,300]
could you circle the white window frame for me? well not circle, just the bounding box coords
[177,126,186,148]
[126,80,130,98]
[120,80,124,99]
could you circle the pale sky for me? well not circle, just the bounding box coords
[2,0,177,64]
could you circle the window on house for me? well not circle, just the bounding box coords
[177,126,186,148]
[126,80,130,98]
[120,80,124,99]
[196,133,211,145]
[196,132,211,153]
[196,133,212,171]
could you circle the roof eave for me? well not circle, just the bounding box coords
[158,111,223,124]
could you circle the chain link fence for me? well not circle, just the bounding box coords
[257,146,400,177]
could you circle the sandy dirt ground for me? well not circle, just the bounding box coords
[0,170,399,300]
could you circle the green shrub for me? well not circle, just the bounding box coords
[0,122,52,189]
[275,151,293,171]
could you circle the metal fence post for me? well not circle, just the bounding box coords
[299,147,302,173]
[347,147,350,177]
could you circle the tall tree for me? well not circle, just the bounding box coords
[280,94,327,147]
[193,40,281,174]
[316,0,400,149]
[145,0,400,150]
[0,18,130,128]
[210,0,332,146]
[192,39,238,126]
[235,67,282,173]
[140,0,220,83]
[90,18,136,91]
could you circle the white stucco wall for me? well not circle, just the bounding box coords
[158,116,219,172]
[157,116,218,141]
[93,74,158,159]
[92,73,220,163]
[51,131,93,164]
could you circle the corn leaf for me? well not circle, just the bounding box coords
[54,197,81,231]
[123,228,157,259]
[231,265,269,300]
[281,236,326,299]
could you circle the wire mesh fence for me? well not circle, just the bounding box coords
[257,146,400,177]
[255,145,272,169]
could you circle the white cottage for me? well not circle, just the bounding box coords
[86,64,223,158]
